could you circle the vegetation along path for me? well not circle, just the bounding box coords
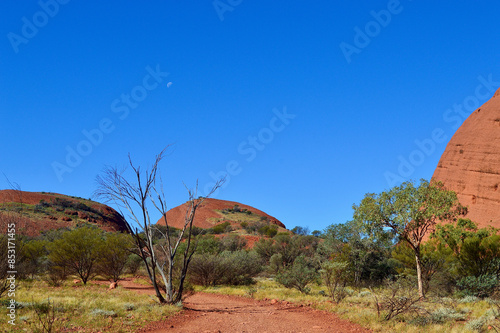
[135,291,371,333]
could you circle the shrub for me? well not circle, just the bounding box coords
[211,222,232,234]
[43,264,68,287]
[0,300,27,309]
[96,232,132,282]
[457,274,498,298]
[194,235,222,254]
[38,200,50,208]
[464,317,486,331]
[188,250,262,286]
[123,303,136,311]
[291,226,310,236]
[125,253,143,275]
[254,238,276,263]
[458,295,479,303]
[150,225,180,242]
[373,277,421,321]
[91,308,117,317]
[220,234,247,252]
[258,225,278,238]
[320,261,350,303]
[188,253,226,286]
[47,226,104,284]
[52,198,93,213]
[219,250,263,285]
[429,307,466,323]
[21,239,49,279]
[28,299,59,333]
[276,255,317,294]
[247,286,257,298]
[268,253,284,274]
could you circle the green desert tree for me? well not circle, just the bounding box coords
[391,239,454,295]
[432,218,493,256]
[320,260,350,302]
[459,233,500,278]
[353,179,466,298]
[456,234,500,298]
[433,219,500,274]
[434,220,500,297]
[291,226,310,236]
[47,226,104,284]
[21,239,49,279]
[97,232,133,282]
[320,220,393,287]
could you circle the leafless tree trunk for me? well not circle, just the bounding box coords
[94,148,224,304]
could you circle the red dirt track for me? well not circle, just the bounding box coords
[120,279,371,333]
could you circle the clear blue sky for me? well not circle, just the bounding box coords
[1,1,499,232]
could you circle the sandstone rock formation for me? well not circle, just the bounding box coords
[0,190,128,236]
[432,88,500,228]
[156,198,286,230]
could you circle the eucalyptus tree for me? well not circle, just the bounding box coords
[353,179,466,298]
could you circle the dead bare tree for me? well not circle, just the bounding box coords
[94,148,224,304]
[2,174,23,212]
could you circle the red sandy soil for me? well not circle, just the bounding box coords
[433,87,500,229]
[156,198,286,230]
[109,279,371,333]
[240,235,261,249]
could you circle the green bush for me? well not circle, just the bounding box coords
[43,263,68,287]
[125,253,143,275]
[219,250,263,285]
[457,274,498,298]
[123,303,136,311]
[320,261,350,302]
[47,226,104,284]
[211,222,232,234]
[464,317,486,331]
[194,235,222,254]
[258,225,278,238]
[458,295,479,303]
[429,307,466,323]
[220,234,247,252]
[97,232,132,282]
[91,308,117,317]
[275,255,318,294]
[188,253,226,286]
[188,250,262,286]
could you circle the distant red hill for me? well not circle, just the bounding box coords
[0,190,128,237]
[156,198,286,231]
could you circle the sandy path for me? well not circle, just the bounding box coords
[131,289,371,333]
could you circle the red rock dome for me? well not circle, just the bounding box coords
[432,88,500,228]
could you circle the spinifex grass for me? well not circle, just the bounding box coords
[0,279,180,333]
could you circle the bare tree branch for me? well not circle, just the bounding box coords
[94,147,224,304]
